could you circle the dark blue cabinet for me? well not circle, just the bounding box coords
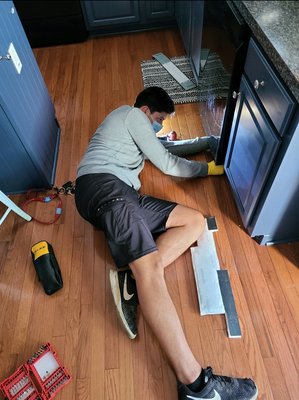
[0,2,60,194]
[249,114,299,245]
[225,38,298,245]
[225,76,281,227]
[81,0,175,35]
[244,39,296,137]
[82,0,140,28]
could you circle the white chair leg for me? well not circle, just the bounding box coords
[0,190,32,225]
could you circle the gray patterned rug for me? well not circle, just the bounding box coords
[141,52,231,104]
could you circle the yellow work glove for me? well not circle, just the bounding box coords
[208,161,224,175]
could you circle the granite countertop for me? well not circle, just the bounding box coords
[232,1,299,102]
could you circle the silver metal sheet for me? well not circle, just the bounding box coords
[191,223,225,315]
[152,52,196,91]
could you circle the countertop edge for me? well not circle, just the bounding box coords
[232,1,299,103]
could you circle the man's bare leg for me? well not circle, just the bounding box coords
[156,204,205,268]
[129,205,205,384]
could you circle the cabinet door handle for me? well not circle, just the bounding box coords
[232,91,241,99]
[253,80,265,90]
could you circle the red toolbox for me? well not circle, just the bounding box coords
[0,343,71,400]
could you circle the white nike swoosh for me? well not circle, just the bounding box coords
[187,389,221,400]
[123,273,134,301]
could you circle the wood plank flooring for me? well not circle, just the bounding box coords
[1,28,299,400]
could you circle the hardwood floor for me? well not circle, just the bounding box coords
[1,28,299,400]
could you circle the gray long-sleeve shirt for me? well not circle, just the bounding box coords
[77,105,208,190]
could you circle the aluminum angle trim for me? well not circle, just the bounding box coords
[191,224,225,315]
[152,52,196,91]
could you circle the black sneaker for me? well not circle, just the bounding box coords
[109,269,139,339]
[178,367,258,400]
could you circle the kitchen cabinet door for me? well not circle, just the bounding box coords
[81,0,175,35]
[82,0,140,29]
[249,113,299,245]
[0,1,60,194]
[225,76,281,227]
[189,0,204,80]
[0,105,46,194]
[175,0,203,82]
[144,0,175,21]
[175,0,191,53]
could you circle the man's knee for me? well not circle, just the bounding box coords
[191,209,205,233]
[130,251,164,281]
[167,205,205,231]
[186,209,205,242]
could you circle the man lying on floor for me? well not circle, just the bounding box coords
[75,86,258,400]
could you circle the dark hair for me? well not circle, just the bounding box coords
[134,86,175,114]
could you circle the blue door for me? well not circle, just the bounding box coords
[0,1,60,194]
[225,76,281,227]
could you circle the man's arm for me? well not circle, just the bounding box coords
[126,108,208,178]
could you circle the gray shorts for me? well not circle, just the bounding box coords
[75,173,177,268]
